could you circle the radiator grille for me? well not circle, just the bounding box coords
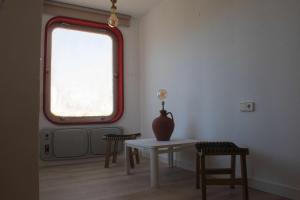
[40,127,122,160]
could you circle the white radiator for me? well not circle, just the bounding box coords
[40,127,122,160]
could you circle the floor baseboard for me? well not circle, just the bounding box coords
[249,177,299,200]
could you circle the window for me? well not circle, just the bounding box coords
[44,17,124,124]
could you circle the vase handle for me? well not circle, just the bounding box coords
[167,112,174,121]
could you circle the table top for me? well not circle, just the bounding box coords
[125,138,199,149]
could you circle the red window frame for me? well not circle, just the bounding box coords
[43,16,124,125]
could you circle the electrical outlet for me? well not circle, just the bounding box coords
[240,102,255,112]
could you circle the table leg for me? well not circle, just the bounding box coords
[124,143,130,175]
[168,147,174,168]
[150,148,159,188]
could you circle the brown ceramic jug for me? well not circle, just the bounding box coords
[152,110,174,141]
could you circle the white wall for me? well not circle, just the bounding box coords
[39,14,141,134]
[139,0,300,199]
[0,0,42,199]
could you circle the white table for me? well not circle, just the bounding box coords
[124,138,198,188]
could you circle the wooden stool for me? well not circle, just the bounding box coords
[195,142,249,200]
[102,133,141,168]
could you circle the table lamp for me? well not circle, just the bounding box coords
[152,89,175,141]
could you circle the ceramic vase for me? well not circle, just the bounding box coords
[152,110,174,141]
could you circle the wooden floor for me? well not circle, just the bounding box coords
[39,157,288,200]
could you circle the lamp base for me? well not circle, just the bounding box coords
[152,110,174,141]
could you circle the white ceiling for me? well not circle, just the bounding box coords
[50,0,163,18]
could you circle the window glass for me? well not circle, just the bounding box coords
[51,28,113,117]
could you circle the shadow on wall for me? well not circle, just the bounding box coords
[0,0,5,6]
[248,149,299,187]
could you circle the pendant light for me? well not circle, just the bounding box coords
[108,0,119,28]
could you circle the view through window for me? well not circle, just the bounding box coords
[51,28,113,117]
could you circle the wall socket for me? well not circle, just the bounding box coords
[240,102,255,112]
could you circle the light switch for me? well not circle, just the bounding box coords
[240,102,255,112]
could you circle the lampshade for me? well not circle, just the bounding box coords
[157,89,168,101]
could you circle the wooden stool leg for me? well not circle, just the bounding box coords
[240,154,249,200]
[201,154,206,200]
[128,147,135,168]
[104,141,112,168]
[112,140,118,163]
[121,140,124,150]
[134,148,140,164]
[230,155,236,189]
[196,153,201,189]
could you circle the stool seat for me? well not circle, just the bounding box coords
[102,133,141,141]
[195,142,249,155]
[195,142,249,200]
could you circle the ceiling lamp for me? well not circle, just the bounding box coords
[108,0,119,28]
